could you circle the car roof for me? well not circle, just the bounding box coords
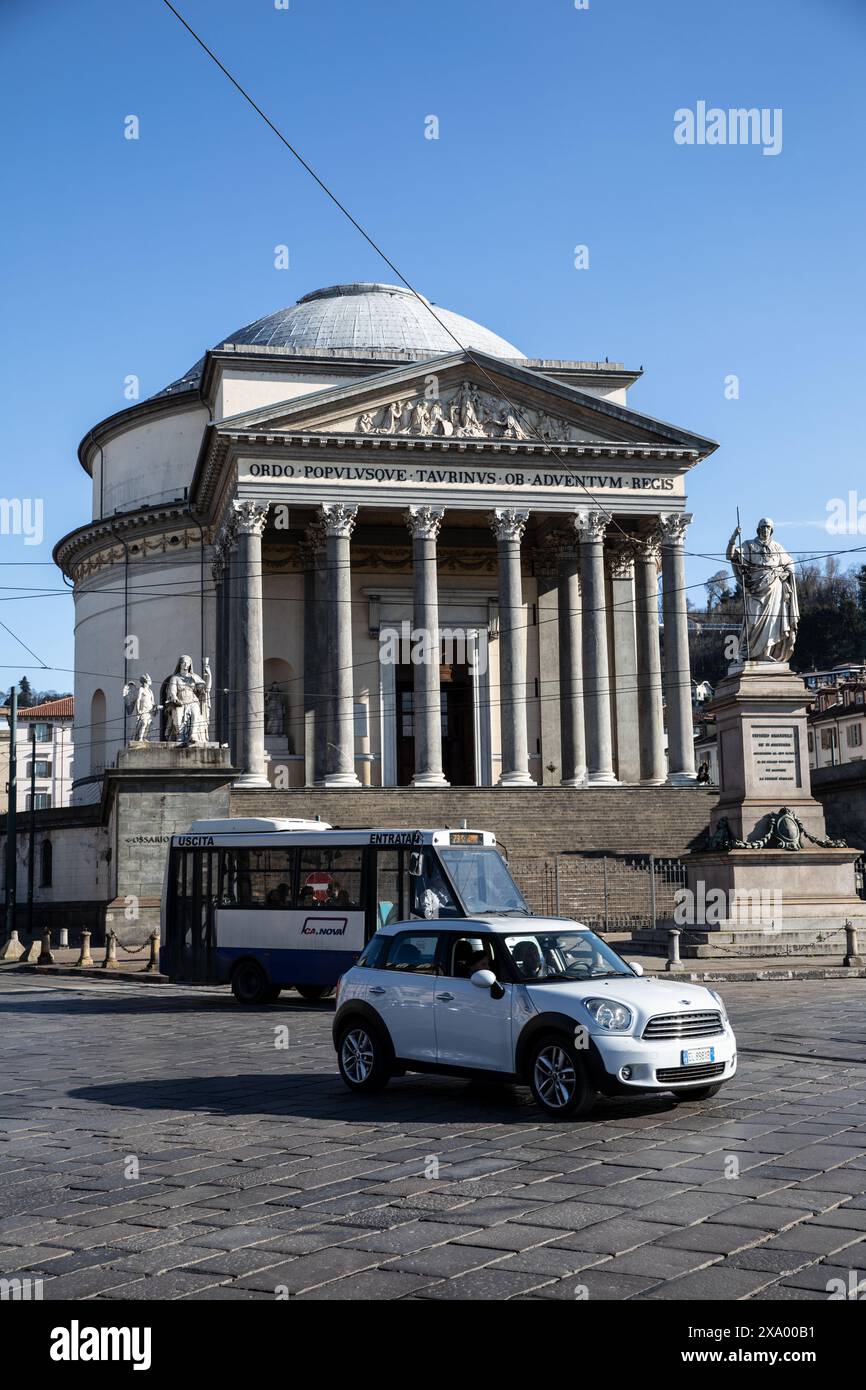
[377,916,590,936]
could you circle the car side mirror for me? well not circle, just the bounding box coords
[471,969,496,989]
[628,961,644,977]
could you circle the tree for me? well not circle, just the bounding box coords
[17,676,35,708]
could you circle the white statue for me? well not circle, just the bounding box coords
[452,380,487,437]
[163,655,212,745]
[265,682,285,736]
[726,517,799,664]
[123,674,158,743]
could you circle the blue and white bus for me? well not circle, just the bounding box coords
[160,818,530,1003]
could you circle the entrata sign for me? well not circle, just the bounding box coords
[244,461,678,494]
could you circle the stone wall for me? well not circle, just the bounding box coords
[811,762,866,851]
[229,785,717,857]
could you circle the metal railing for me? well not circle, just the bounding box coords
[507,852,688,931]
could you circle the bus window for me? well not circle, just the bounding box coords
[375,849,402,929]
[219,848,296,906]
[410,850,460,919]
[299,847,363,910]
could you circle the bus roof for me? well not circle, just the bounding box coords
[173,822,496,848]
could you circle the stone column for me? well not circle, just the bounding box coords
[210,531,228,744]
[300,520,327,786]
[556,534,586,786]
[321,502,361,788]
[231,500,270,788]
[633,533,667,785]
[607,544,640,783]
[490,509,534,786]
[659,511,696,783]
[575,509,618,784]
[406,505,448,786]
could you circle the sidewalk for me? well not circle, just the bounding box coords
[0,943,167,983]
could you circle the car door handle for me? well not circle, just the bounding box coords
[436,991,454,1001]
[369,986,386,995]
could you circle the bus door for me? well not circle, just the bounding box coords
[170,848,218,981]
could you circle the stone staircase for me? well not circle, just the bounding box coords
[229,785,717,859]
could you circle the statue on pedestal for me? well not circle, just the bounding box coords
[726,517,799,663]
[162,655,212,745]
[123,674,158,743]
[265,682,286,737]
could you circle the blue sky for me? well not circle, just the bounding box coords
[2,0,865,691]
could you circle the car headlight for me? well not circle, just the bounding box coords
[584,998,634,1031]
[708,989,728,1021]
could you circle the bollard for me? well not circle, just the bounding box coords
[59,927,69,948]
[665,926,684,972]
[76,929,94,968]
[843,920,863,969]
[24,937,41,963]
[38,930,55,966]
[0,929,25,962]
[102,930,119,970]
[145,929,160,973]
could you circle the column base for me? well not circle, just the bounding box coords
[232,772,271,789]
[411,772,451,788]
[498,770,537,787]
[560,773,587,788]
[323,772,362,788]
[587,770,619,786]
[640,776,667,787]
[667,771,696,786]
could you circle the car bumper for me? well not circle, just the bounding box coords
[588,1026,737,1093]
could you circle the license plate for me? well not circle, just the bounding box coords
[681,1046,714,1065]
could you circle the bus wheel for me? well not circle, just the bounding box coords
[295,985,334,1001]
[231,961,273,1006]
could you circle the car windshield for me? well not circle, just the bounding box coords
[503,929,634,982]
[437,847,531,916]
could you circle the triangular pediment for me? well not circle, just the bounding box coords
[213,351,717,455]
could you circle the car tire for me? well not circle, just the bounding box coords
[336,1020,391,1094]
[673,1082,723,1102]
[231,960,273,1006]
[295,984,335,1001]
[527,1034,594,1119]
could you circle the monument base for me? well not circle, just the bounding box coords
[685,847,866,930]
[710,661,824,841]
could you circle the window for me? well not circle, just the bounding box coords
[408,849,460,919]
[808,732,814,752]
[40,840,52,888]
[443,934,499,980]
[26,760,52,779]
[33,724,53,743]
[27,793,51,810]
[219,847,296,906]
[375,849,404,930]
[299,846,363,910]
[847,724,863,748]
[384,932,439,974]
[820,729,837,751]
[357,935,390,969]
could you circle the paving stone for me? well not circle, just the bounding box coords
[643,1265,779,1300]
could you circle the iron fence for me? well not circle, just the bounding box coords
[507,852,688,932]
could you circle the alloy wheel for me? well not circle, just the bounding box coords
[534,1044,577,1110]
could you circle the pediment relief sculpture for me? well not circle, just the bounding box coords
[309,380,597,444]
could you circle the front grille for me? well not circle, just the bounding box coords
[656,1061,726,1083]
[642,1010,723,1041]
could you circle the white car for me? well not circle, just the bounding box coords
[333,918,737,1118]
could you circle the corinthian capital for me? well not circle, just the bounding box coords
[489,508,529,543]
[605,543,635,581]
[232,499,270,537]
[405,504,445,540]
[319,503,358,539]
[573,508,611,544]
[633,531,662,567]
[657,511,693,546]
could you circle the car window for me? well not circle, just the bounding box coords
[385,933,439,974]
[443,935,498,980]
[357,934,389,969]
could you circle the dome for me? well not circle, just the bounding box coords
[153,283,524,400]
[219,283,525,358]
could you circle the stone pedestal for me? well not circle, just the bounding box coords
[676,661,866,954]
[710,661,824,841]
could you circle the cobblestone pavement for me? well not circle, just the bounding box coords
[1,972,865,1302]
